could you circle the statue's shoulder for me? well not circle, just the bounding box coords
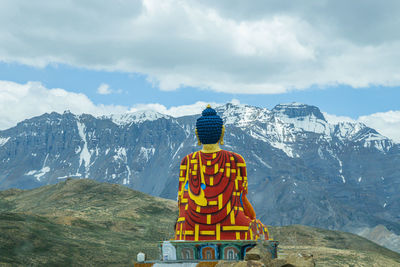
[180,152,196,165]
[221,150,246,164]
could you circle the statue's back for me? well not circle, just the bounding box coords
[174,105,269,241]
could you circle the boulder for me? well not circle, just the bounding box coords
[284,253,315,267]
[244,244,273,266]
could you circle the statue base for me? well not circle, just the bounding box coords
[134,240,279,266]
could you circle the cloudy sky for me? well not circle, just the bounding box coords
[1,0,400,142]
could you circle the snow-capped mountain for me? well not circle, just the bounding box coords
[0,103,399,246]
[106,110,171,126]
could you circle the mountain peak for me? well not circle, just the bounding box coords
[107,110,170,126]
[272,102,326,121]
[216,103,271,126]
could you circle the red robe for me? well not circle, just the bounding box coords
[175,150,269,241]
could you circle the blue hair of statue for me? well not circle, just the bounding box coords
[196,106,223,144]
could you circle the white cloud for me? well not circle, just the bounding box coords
[129,101,226,117]
[0,80,128,130]
[359,111,400,143]
[323,112,356,124]
[97,83,123,95]
[97,83,112,95]
[1,1,400,93]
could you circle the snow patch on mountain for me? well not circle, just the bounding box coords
[25,154,51,181]
[331,154,346,183]
[272,103,330,134]
[362,133,393,152]
[124,165,132,185]
[334,122,365,140]
[36,167,50,181]
[338,159,346,183]
[173,143,184,159]
[254,154,272,168]
[76,120,91,172]
[248,118,299,158]
[271,141,298,158]
[107,110,169,126]
[317,147,325,159]
[278,113,331,135]
[139,147,155,161]
[218,103,271,126]
[26,167,50,181]
[114,147,128,162]
[0,137,10,146]
[249,129,269,143]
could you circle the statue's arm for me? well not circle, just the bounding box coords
[242,194,256,220]
[236,154,256,220]
[177,156,188,204]
[175,156,189,239]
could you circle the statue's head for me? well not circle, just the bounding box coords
[196,105,224,145]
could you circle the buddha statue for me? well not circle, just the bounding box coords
[175,105,269,241]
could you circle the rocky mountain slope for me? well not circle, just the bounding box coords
[0,179,176,265]
[358,224,400,254]
[0,179,399,266]
[0,103,399,246]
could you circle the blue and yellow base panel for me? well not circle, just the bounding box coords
[134,240,279,266]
